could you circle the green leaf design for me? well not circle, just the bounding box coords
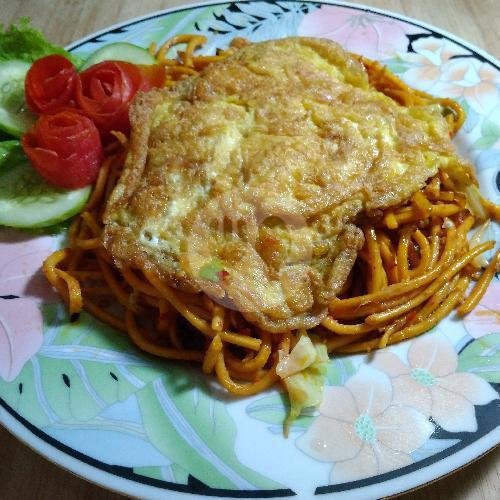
[246,392,314,428]
[0,360,51,428]
[326,357,356,385]
[472,135,499,150]
[458,333,500,382]
[136,369,282,490]
[383,57,410,74]
[246,393,287,426]
[482,119,500,138]
[0,304,167,426]
[1,303,281,488]
[144,4,230,47]
[134,466,166,481]
[472,119,500,149]
[72,5,231,62]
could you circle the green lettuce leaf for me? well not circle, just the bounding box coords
[0,17,82,67]
[0,140,24,166]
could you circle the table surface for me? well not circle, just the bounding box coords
[0,0,499,499]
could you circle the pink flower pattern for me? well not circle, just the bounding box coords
[463,280,500,339]
[0,298,44,382]
[401,37,470,91]
[0,229,57,300]
[0,229,57,382]
[438,60,500,115]
[401,37,500,115]
[297,336,498,483]
[296,365,433,483]
[372,337,498,432]
[298,6,422,60]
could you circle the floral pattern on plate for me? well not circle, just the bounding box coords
[298,5,423,59]
[0,230,57,382]
[0,298,44,382]
[396,37,500,116]
[0,2,499,499]
[296,365,434,484]
[372,336,498,433]
[463,279,500,339]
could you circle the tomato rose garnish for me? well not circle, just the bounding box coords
[21,110,103,189]
[75,61,141,139]
[75,61,165,140]
[25,55,78,114]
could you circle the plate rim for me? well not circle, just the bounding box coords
[2,391,499,499]
[66,0,500,68]
[1,1,499,498]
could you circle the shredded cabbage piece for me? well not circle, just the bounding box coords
[469,220,491,268]
[276,334,317,378]
[277,334,329,434]
[465,185,489,221]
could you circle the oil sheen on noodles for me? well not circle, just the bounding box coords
[44,35,500,401]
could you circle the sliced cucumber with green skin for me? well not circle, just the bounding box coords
[0,142,91,228]
[81,42,156,70]
[0,60,37,137]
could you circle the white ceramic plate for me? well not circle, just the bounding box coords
[1,2,499,498]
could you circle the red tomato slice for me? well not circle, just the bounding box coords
[21,111,103,189]
[75,61,165,140]
[25,55,78,114]
[137,64,165,91]
[75,61,143,140]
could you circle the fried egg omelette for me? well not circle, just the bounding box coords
[103,37,468,332]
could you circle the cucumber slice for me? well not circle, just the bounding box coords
[81,42,156,70]
[0,142,90,228]
[0,60,37,137]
